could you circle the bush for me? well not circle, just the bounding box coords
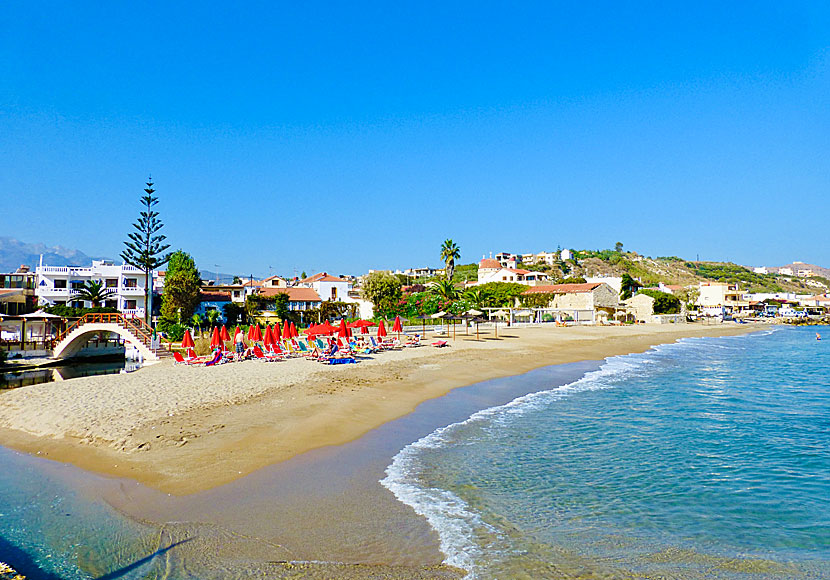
[157,321,186,342]
[638,289,681,314]
[42,305,119,318]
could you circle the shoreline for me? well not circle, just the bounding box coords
[0,323,760,496]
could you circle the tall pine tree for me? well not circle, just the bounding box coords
[121,177,171,325]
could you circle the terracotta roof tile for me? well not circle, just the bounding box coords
[259,287,322,301]
[479,259,501,269]
[522,283,602,294]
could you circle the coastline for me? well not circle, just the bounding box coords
[0,323,760,496]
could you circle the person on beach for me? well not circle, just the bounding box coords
[235,331,245,361]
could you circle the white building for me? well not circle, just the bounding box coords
[476,259,550,286]
[586,276,623,294]
[36,259,148,318]
[494,252,519,269]
[560,248,572,261]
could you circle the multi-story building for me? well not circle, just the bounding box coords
[0,266,37,315]
[476,259,550,286]
[35,260,148,318]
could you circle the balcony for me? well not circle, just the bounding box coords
[120,287,146,295]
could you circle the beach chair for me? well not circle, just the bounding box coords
[253,345,280,362]
[204,350,225,366]
[404,334,422,347]
[431,340,449,348]
[173,351,189,365]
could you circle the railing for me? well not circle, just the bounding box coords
[54,313,154,347]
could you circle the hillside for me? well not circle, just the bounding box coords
[540,250,830,295]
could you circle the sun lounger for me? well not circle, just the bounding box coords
[253,345,281,362]
[431,340,449,348]
[326,356,356,365]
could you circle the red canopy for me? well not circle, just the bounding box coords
[305,321,337,336]
[283,320,291,341]
[210,326,222,349]
[249,324,262,342]
[264,325,274,348]
[273,322,282,342]
[220,325,231,341]
[392,316,403,333]
[181,329,195,349]
[290,321,298,338]
[234,326,241,339]
[377,320,387,338]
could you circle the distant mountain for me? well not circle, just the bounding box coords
[0,236,110,272]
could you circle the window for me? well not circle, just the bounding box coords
[124,278,138,288]
[124,300,137,310]
[106,279,117,288]
[331,287,337,300]
[54,279,67,289]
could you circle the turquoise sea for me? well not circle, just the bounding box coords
[1,326,828,578]
[382,326,830,578]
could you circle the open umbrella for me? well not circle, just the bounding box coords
[181,329,195,349]
[377,320,387,339]
[250,323,262,342]
[210,326,222,349]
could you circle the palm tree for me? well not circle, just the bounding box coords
[72,280,115,308]
[464,287,484,309]
[205,309,220,329]
[430,279,459,302]
[440,239,461,281]
[191,313,203,336]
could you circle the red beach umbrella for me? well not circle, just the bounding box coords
[273,321,282,342]
[290,321,298,338]
[264,324,274,348]
[337,319,350,339]
[377,320,387,339]
[220,325,231,342]
[234,326,241,339]
[392,315,403,337]
[181,329,195,349]
[250,323,262,342]
[210,326,222,349]
[283,320,291,341]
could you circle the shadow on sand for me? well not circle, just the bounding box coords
[95,537,194,580]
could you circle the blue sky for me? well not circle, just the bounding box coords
[2,2,828,276]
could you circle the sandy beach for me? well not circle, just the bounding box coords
[0,323,759,496]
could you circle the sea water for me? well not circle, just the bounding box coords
[382,326,830,579]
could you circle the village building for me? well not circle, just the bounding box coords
[520,282,620,311]
[476,259,550,286]
[696,282,746,316]
[259,286,323,312]
[0,266,37,316]
[35,259,148,318]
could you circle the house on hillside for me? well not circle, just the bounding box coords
[476,259,550,286]
[697,282,746,316]
[259,286,323,312]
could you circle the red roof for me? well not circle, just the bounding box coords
[259,287,322,302]
[479,259,501,269]
[522,283,602,294]
[300,272,346,283]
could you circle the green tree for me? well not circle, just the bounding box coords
[272,292,291,321]
[232,276,242,285]
[615,241,624,253]
[160,250,202,324]
[362,271,403,313]
[205,309,220,328]
[638,289,681,314]
[475,282,528,307]
[120,177,171,324]
[430,279,459,302]
[464,287,484,309]
[440,239,461,281]
[620,273,640,300]
[72,280,115,308]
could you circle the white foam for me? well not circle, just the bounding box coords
[380,335,750,575]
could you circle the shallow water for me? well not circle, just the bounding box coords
[0,359,141,390]
[383,326,830,578]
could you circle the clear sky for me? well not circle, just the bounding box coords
[2,2,828,276]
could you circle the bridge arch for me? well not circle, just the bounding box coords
[52,314,160,362]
